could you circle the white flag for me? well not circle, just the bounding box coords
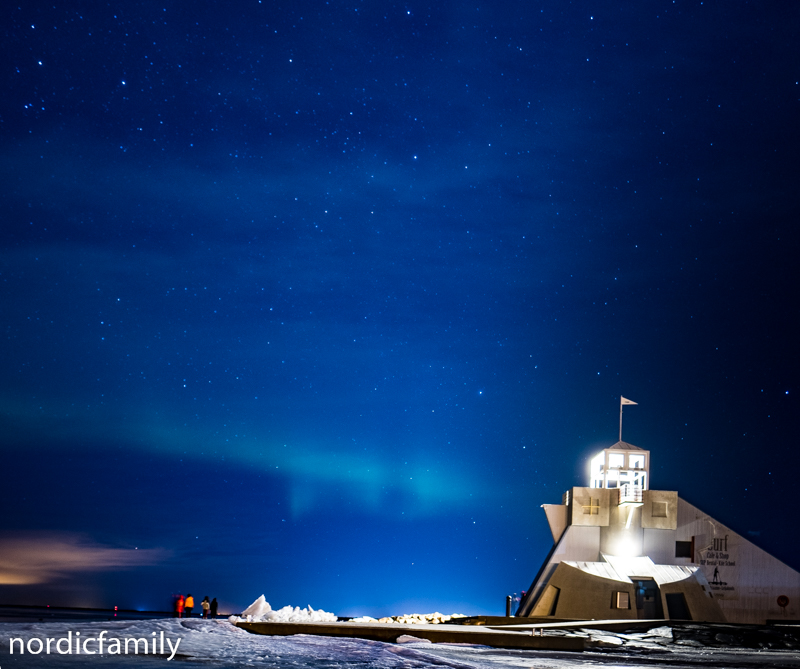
[620,396,638,405]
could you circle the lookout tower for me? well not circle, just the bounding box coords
[589,441,649,505]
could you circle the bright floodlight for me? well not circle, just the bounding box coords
[589,441,650,505]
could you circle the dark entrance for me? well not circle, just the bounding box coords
[633,579,664,619]
[665,592,692,620]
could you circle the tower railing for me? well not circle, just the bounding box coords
[618,484,643,505]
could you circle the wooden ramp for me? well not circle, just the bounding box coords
[236,620,584,651]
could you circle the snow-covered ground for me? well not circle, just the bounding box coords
[1,618,799,668]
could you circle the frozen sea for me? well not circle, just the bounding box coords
[2,618,800,668]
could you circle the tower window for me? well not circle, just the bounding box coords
[608,453,624,468]
[675,541,692,558]
[615,592,630,609]
[652,501,668,518]
[582,498,600,515]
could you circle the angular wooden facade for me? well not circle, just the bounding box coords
[518,441,800,624]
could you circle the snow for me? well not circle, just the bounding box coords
[231,597,465,625]
[1,618,799,668]
[230,595,338,623]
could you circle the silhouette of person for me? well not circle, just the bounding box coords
[210,598,218,619]
[202,596,211,619]
[176,594,185,618]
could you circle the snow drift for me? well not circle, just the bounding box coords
[229,595,337,623]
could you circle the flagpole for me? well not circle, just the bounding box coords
[619,396,638,442]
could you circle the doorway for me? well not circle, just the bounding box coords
[665,592,692,620]
[633,578,664,619]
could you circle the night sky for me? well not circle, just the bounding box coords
[1,1,799,617]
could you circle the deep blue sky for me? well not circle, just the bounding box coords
[1,1,798,616]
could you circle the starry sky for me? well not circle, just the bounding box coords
[1,1,799,617]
